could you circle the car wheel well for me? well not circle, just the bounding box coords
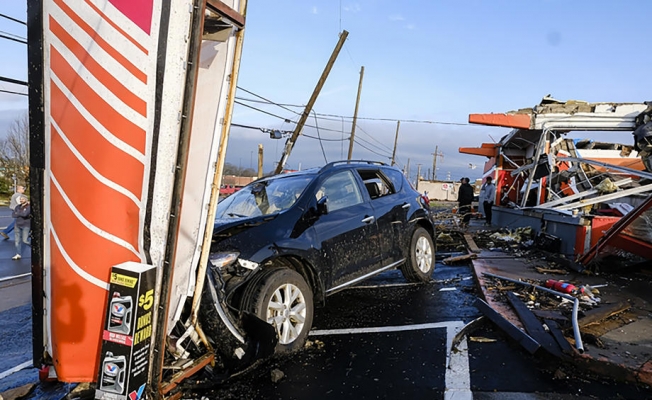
[416,219,435,241]
[265,256,324,305]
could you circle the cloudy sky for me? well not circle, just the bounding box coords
[1,1,651,181]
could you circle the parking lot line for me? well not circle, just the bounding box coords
[0,273,31,283]
[0,360,32,380]
[310,321,472,399]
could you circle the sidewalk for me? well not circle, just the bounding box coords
[465,219,652,388]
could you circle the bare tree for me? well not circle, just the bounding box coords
[0,114,29,193]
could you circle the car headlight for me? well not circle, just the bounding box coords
[209,252,240,269]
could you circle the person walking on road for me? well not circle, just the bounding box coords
[12,195,30,260]
[1,185,25,240]
[480,176,496,226]
[457,177,474,227]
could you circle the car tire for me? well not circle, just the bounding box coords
[242,267,314,353]
[401,227,435,282]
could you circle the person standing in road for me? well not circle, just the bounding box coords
[12,195,30,260]
[1,185,25,240]
[480,176,496,226]
[457,178,474,226]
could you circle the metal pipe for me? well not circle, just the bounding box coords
[482,272,584,353]
[559,156,652,180]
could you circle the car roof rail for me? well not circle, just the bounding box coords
[319,160,388,172]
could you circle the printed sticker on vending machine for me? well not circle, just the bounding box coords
[95,262,156,400]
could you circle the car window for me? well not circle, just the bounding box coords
[317,170,363,212]
[382,168,404,193]
[216,175,312,218]
[356,168,396,200]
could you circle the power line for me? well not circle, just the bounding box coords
[234,100,293,123]
[312,110,328,163]
[234,100,347,135]
[0,30,26,41]
[0,32,26,45]
[355,124,394,153]
[236,86,300,115]
[354,135,393,157]
[302,133,349,141]
[235,96,303,109]
[354,138,392,160]
[231,121,348,142]
[0,89,27,96]
[0,76,28,86]
[236,86,469,126]
[0,14,26,25]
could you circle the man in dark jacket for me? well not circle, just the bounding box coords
[458,177,474,226]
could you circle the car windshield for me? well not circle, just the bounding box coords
[216,175,313,219]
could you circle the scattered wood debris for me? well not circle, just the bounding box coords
[442,253,477,265]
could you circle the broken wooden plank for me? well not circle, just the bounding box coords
[474,298,540,354]
[506,292,564,358]
[535,267,569,275]
[579,301,630,328]
[544,319,574,356]
[443,253,477,265]
[464,233,482,253]
[451,315,486,352]
[532,309,568,323]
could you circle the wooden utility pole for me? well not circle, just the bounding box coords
[257,144,263,178]
[274,30,349,174]
[406,158,411,180]
[432,146,438,180]
[347,66,364,160]
[416,164,422,190]
[390,120,400,166]
[432,146,443,180]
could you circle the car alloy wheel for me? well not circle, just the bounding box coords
[401,227,435,283]
[266,282,307,345]
[415,235,433,273]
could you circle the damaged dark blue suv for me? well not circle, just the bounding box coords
[204,160,435,353]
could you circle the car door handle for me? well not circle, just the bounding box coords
[402,203,411,209]
[361,216,375,224]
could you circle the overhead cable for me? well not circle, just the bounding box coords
[354,138,391,160]
[236,86,300,115]
[0,14,26,25]
[236,87,469,126]
[0,89,28,96]
[0,32,27,45]
[313,110,328,164]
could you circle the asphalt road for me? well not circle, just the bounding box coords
[195,259,649,400]
[0,250,649,398]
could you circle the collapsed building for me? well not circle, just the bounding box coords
[460,97,652,266]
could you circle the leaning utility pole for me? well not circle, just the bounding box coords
[347,65,364,160]
[274,30,349,174]
[257,144,263,178]
[390,120,400,166]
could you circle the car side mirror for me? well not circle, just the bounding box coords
[316,195,329,215]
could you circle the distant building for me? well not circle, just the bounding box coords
[220,175,257,197]
[417,179,461,201]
